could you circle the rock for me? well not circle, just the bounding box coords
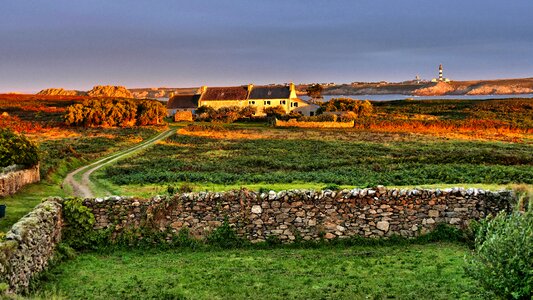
[86,85,133,98]
[428,210,439,218]
[449,218,462,225]
[324,232,336,239]
[376,185,387,194]
[36,88,83,96]
[376,221,389,232]
[251,205,262,214]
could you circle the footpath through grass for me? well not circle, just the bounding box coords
[0,127,162,233]
[35,243,489,299]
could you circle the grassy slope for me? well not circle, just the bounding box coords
[0,127,162,233]
[35,243,489,299]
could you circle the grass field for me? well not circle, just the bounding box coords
[97,124,533,194]
[34,243,489,299]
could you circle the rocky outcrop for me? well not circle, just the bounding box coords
[82,187,514,243]
[36,88,84,96]
[466,84,533,95]
[0,200,62,293]
[86,85,133,98]
[413,82,457,96]
[413,80,533,96]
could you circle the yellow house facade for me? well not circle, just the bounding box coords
[195,83,319,116]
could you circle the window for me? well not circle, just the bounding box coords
[265,100,271,105]
[281,100,286,105]
[292,102,299,108]
[310,112,314,116]
[249,101,255,105]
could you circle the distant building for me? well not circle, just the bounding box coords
[431,64,451,82]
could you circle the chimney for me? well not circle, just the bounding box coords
[198,85,207,95]
[247,83,254,99]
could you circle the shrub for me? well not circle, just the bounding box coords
[465,211,533,299]
[195,105,257,123]
[318,98,373,117]
[63,99,165,127]
[0,129,39,168]
[61,198,98,250]
[299,114,337,122]
[206,218,245,248]
[264,105,287,118]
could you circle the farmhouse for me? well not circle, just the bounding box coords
[198,83,319,116]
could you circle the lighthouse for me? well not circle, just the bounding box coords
[431,64,450,82]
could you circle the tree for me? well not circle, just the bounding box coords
[0,129,39,167]
[306,84,323,100]
[318,98,373,117]
[137,100,167,126]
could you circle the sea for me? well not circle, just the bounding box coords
[157,93,533,102]
[298,94,533,102]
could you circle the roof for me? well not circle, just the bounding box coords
[248,86,291,99]
[167,94,200,109]
[201,86,248,101]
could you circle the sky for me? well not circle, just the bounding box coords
[1,0,532,92]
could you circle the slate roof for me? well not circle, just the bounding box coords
[249,86,291,99]
[201,86,249,101]
[167,94,200,109]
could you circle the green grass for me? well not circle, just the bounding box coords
[34,243,490,299]
[99,127,533,189]
[94,176,521,198]
[0,127,163,233]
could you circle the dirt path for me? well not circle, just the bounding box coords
[63,128,176,198]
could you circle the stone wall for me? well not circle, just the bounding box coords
[84,187,514,243]
[0,200,62,293]
[0,165,40,197]
[275,119,354,128]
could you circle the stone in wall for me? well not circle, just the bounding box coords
[0,165,40,197]
[0,199,62,294]
[81,187,514,244]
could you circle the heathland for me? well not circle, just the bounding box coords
[0,94,164,232]
[96,98,533,196]
[1,94,532,298]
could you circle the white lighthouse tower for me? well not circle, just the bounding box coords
[431,64,450,82]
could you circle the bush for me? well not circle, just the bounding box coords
[0,129,39,168]
[318,98,373,117]
[61,198,97,250]
[465,211,533,299]
[299,114,337,122]
[195,105,257,123]
[264,105,287,118]
[206,218,245,248]
[64,99,166,127]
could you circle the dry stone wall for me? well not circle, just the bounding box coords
[0,165,40,197]
[0,200,62,293]
[84,187,514,243]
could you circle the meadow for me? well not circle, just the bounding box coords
[35,243,490,299]
[99,125,532,194]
